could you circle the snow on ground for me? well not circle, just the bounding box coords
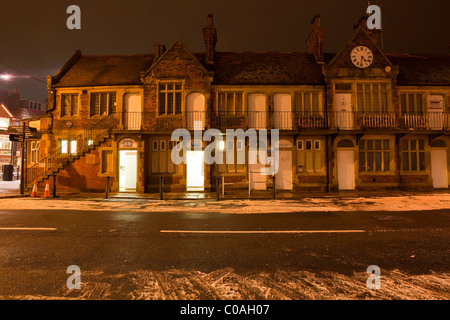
[1,193,450,213]
[2,268,449,300]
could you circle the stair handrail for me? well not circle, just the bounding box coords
[25,113,118,185]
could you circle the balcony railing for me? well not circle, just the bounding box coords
[50,111,450,132]
[402,113,450,130]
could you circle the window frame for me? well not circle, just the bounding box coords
[60,94,79,118]
[158,82,183,116]
[401,139,426,173]
[89,92,117,117]
[358,138,392,173]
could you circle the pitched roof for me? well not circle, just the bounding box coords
[210,52,326,85]
[0,104,16,119]
[385,53,450,86]
[53,54,155,87]
[52,51,450,88]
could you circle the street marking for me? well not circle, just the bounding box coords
[0,227,57,231]
[160,229,366,234]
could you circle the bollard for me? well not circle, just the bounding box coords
[160,176,164,200]
[272,175,276,200]
[216,176,220,201]
[105,176,110,199]
[52,175,57,198]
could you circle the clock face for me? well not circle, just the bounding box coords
[350,46,373,68]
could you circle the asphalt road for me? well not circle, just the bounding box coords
[0,206,449,299]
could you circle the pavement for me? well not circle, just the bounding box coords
[1,179,450,201]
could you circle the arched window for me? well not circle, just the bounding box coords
[337,139,354,148]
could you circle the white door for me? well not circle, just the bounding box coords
[248,94,266,129]
[124,93,142,130]
[186,93,205,130]
[428,95,444,130]
[431,150,448,188]
[249,163,267,190]
[337,150,355,190]
[275,150,293,190]
[186,151,204,191]
[274,94,292,129]
[119,150,137,191]
[335,93,353,129]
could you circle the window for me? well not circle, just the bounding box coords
[400,94,423,114]
[359,139,391,173]
[296,138,324,173]
[90,92,116,116]
[217,92,243,114]
[30,141,40,163]
[151,139,176,173]
[295,92,321,113]
[61,94,78,117]
[401,139,426,172]
[158,83,182,115]
[61,140,68,154]
[70,140,77,154]
[357,84,388,112]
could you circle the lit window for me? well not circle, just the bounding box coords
[70,140,77,154]
[61,140,68,154]
[218,140,225,151]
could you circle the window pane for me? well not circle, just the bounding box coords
[383,152,390,171]
[381,92,388,112]
[70,140,77,154]
[375,152,382,171]
[418,140,425,150]
[167,84,174,90]
[402,140,409,151]
[383,139,390,150]
[175,92,182,114]
[295,92,302,113]
[401,94,406,114]
[410,140,416,151]
[235,93,243,114]
[408,94,415,113]
[419,152,425,171]
[100,93,108,115]
[402,152,409,171]
[359,152,366,172]
[411,152,418,171]
[109,94,117,114]
[71,95,78,115]
[367,140,373,150]
[158,92,166,115]
[312,93,319,112]
[375,140,381,150]
[175,84,182,90]
[304,94,311,113]
[218,93,225,112]
[416,94,423,114]
[167,93,174,114]
[61,140,68,154]
[367,152,374,172]
[91,94,100,116]
[226,93,234,113]
[305,140,312,150]
[359,139,365,150]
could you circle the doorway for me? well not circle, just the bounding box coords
[276,150,293,190]
[186,151,204,191]
[335,93,353,129]
[336,139,355,190]
[119,150,137,191]
[431,139,448,188]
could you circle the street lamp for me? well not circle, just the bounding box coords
[0,74,12,81]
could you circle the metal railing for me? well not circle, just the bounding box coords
[26,113,118,185]
[402,113,450,130]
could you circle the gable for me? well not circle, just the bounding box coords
[325,27,392,72]
[142,40,211,80]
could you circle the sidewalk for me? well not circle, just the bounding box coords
[0,180,21,198]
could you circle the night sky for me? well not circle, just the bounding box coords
[0,0,449,102]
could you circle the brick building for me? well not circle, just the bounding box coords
[26,14,450,193]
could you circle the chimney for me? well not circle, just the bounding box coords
[203,14,217,64]
[154,44,166,59]
[354,16,381,45]
[306,15,326,64]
